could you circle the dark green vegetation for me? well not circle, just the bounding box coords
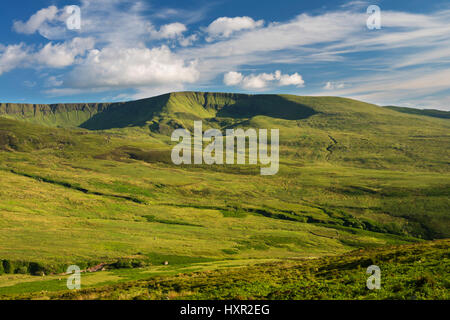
[0,92,449,299]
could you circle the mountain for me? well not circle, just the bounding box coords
[2,92,442,130]
[2,92,317,129]
[0,92,448,298]
[2,92,449,170]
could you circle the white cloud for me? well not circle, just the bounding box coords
[324,81,346,90]
[34,37,95,68]
[340,1,369,9]
[151,22,187,39]
[150,22,199,47]
[151,6,210,24]
[312,68,450,110]
[0,43,30,75]
[179,34,199,47]
[183,10,450,80]
[223,71,243,86]
[13,1,156,44]
[187,12,362,63]
[4,1,450,108]
[12,5,76,40]
[241,73,275,89]
[224,70,304,90]
[44,87,89,97]
[65,45,199,89]
[277,71,305,87]
[0,38,94,75]
[13,6,59,35]
[5,1,200,94]
[206,16,264,39]
[130,83,186,100]
[78,0,155,46]
[45,76,64,87]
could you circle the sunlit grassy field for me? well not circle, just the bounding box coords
[2,240,448,300]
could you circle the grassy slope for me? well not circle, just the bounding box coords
[0,92,449,298]
[384,106,450,119]
[3,240,448,300]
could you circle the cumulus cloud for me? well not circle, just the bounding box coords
[224,70,304,90]
[206,16,264,39]
[0,43,30,75]
[178,34,199,47]
[0,37,95,75]
[34,37,95,68]
[151,22,187,39]
[223,71,243,86]
[277,71,305,87]
[241,73,277,89]
[65,45,199,89]
[6,1,200,94]
[150,22,199,47]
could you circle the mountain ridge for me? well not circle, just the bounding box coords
[1,92,448,132]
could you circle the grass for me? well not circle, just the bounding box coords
[384,106,450,119]
[2,240,447,300]
[0,92,448,299]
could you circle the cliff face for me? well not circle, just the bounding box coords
[0,92,274,129]
[0,102,113,115]
[0,102,114,127]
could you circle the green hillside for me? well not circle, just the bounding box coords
[384,106,450,119]
[3,92,449,172]
[0,92,448,299]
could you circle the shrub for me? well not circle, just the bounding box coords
[15,266,28,274]
[29,262,47,276]
[113,259,133,269]
[3,260,14,274]
[131,260,147,268]
[416,274,436,288]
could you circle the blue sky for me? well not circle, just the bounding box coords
[0,0,449,110]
